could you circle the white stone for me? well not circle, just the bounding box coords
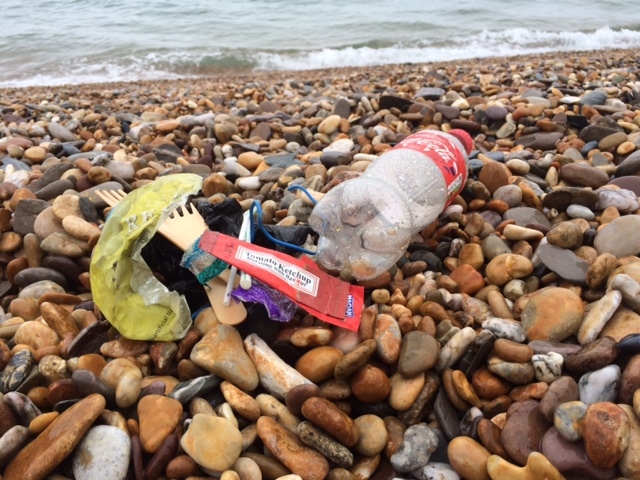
[410,462,461,480]
[532,352,564,383]
[578,364,621,405]
[72,425,131,480]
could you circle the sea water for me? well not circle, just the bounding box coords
[1,0,639,87]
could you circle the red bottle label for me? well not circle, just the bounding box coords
[396,131,468,207]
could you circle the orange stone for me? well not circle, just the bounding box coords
[4,393,106,480]
[449,263,486,295]
[138,394,183,453]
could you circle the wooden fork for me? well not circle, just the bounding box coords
[95,188,247,326]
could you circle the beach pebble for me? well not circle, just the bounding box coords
[244,333,315,399]
[481,318,526,343]
[486,452,565,480]
[71,425,131,480]
[0,426,29,470]
[0,348,35,393]
[138,394,183,453]
[3,393,105,480]
[578,364,621,404]
[531,352,563,383]
[566,204,595,220]
[535,241,590,283]
[191,325,259,392]
[500,400,551,466]
[333,338,377,379]
[297,421,353,468]
[350,363,391,403]
[353,414,387,456]
[608,273,640,312]
[596,187,640,212]
[619,354,640,404]
[540,427,617,479]
[484,253,533,286]
[487,355,535,385]
[594,215,640,256]
[519,287,584,341]
[617,333,640,356]
[390,423,438,473]
[397,331,439,377]
[257,393,301,433]
[577,289,622,345]
[301,397,359,447]
[434,327,475,372]
[560,163,610,188]
[412,462,461,480]
[447,436,491,480]
[565,336,619,373]
[181,414,243,473]
[582,401,630,468]
[389,372,425,411]
[600,306,640,341]
[374,313,402,364]
[257,415,329,480]
[553,400,587,441]
[538,376,579,424]
[619,403,640,479]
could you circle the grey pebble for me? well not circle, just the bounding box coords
[390,423,439,473]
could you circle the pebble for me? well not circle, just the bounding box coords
[578,364,621,404]
[531,352,563,383]
[390,423,439,473]
[191,324,259,392]
[577,289,622,345]
[619,403,640,479]
[301,396,359,447]
[397,330,439,377]
[353,414,387,457]
[180,414,243,473]
[564,336,619,373]
[447,436,491,480]
[519,287,584,341]
[554,399,588,441]
[71,425,131,480]
[486,452,565,480]
[244,333,315,399]
[434,327,476,372]
[3,393,106,480]
[540,427,617,479]
[594,215,640,256]
[257,415,329,480]
[138,394,183,453]
[582,401,630,468]
[500,400,551,466]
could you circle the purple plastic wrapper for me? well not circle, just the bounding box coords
[231,278,297,322]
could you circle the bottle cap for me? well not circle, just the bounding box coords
[448,129,474,154]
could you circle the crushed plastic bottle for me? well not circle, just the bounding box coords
[309,128,473,280]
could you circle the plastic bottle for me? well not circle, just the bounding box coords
[308,128,473,280]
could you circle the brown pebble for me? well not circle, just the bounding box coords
[301,397,359,447]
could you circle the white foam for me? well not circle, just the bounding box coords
[2,26,640,88]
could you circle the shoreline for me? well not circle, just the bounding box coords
[1,46,639,96]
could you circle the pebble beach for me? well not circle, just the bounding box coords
[2,47,640,479]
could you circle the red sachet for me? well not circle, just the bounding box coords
[197,231,364,331]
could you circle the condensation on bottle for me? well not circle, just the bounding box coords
[309,128,473,280]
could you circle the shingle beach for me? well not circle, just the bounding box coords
[2,48,640,479]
